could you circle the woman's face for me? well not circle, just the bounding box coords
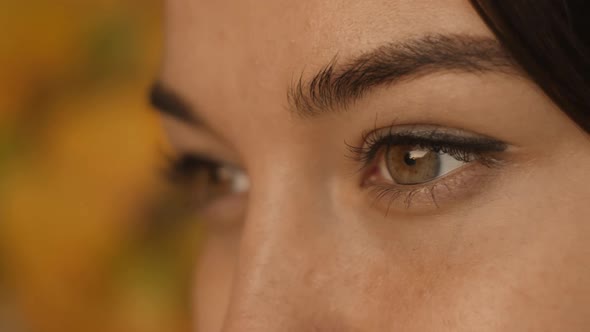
[156,0,590,331]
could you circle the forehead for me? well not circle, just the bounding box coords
[161,0,493,133]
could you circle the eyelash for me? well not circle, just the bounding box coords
[163,153,220,183]
[346,127,507,209]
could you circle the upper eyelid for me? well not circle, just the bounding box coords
[371,133,508,152]
[170,153,226,168]
[164,153,224,184]
[363,124,510,145]
[169,153,246,176]
[361,125,509,152]
[161,113,242,164]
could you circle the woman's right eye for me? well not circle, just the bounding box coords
[166,154,249,208]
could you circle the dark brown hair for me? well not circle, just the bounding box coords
[470,0,590,132]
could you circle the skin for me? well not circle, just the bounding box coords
[157,0,590,331]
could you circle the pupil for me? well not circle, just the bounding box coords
[404,152,417,166]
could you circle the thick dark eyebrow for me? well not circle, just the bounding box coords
[149,82,199,124]
[288,34,520,117]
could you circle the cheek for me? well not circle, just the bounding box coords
[431,161,590,330]
[190,143,590,331]
[200,194,247,231]
[192,203,590,331]
[194,233,239,332]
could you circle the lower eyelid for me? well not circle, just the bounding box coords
[364,161,500,213]
[199,192,248,231]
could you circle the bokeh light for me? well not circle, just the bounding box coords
[0,2,200,331]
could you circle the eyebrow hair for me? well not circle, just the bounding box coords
[288,34,520,117]
[149,82,199,124]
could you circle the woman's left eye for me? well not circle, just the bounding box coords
[378,145,467,185]
[350,126,509,210]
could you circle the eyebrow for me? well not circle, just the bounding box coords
[150,34,519,123]
[288,34,519,117]
[149,82,199,124]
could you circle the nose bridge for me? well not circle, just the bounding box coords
[221,166,334,331]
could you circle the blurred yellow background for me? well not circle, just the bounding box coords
[0,1,200,331]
